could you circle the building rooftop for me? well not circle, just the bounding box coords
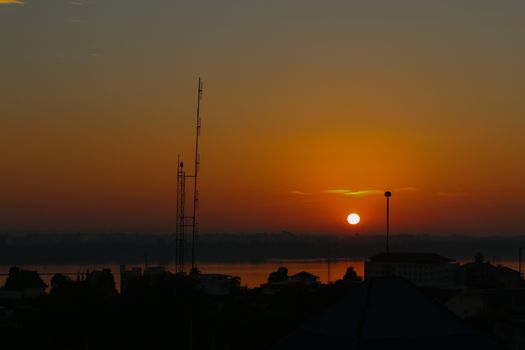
[4,267,47,291]
[272,277,504,349]
[370,252,454,264]
[290,272,319,280]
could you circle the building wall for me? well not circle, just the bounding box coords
[365,261,459,288]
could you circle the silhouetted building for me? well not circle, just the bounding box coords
[120,264,142,293]
[460,254,521,289]
[272,277,505,350]
[447,287,525,349]
[143,266,166,277]
[365,252,459,288]
[85,269,117,297]
[119,264,174,295]
[263,269,320,295]
[50,273,71,290]
[446,291,486,319]
[1,267,47,298]
[0,305,14,324]
[288,272,320,287]
[267,269,320,287]
[193,273,241,296]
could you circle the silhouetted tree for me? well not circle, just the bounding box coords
[343,266,362,283]
[4,266,21,289]
[268,267,288,284]
[85,269,117,297]
[475,252,485,264]
[50,273,70,290]
[229,275,242,294]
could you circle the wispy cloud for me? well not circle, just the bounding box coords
[436,191,468,197]
[323,189,351,194]
[324,187,419,197]
[323,189,382,197]
[343,190,382,197]
[0,0,24,4]
[290,190,311,196]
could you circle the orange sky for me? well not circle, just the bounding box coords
[1,1,524,235]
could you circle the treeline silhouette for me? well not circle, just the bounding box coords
[0,269,353,350]
[0,232,524,264]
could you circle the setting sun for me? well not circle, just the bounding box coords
[347,213,361,225]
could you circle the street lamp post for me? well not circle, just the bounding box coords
[519,247,522,280]
[385,191,391,253]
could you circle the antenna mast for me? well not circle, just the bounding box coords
[174,78,203,275]
[191,78,203,272]
[175,157,186,274]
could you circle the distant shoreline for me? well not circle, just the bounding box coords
[0,232,523,265]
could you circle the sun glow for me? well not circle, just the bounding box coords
[347,213,360,225]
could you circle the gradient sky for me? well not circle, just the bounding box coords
[1,1,524,235]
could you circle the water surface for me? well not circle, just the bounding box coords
[0,259,519,290]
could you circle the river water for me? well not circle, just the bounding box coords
[0,258,520,290]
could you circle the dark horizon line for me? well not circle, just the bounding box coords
[1,230,524,237]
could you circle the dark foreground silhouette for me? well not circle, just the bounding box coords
[0,269,354,349]
[0,262,518,350]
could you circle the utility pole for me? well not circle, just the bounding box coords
[385,191,391,253]
[519,247,522,280]
[327,245,332,284]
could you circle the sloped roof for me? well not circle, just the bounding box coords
[290,272,319,280]
[461,262,519,275]
[5,268,47,290]
[272,277,504,350]
[370,252,454,264]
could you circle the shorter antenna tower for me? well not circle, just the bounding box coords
[175,158,186,274]
[174,78,204,274]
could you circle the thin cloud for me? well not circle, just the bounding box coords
[436,191,468,197]
[323,189,382,197]
[343,190,382,197]
[323,189,352,194]
[290,190,311,196]
[0,0,24,4]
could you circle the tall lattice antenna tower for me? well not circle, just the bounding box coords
[191,78,203,273]
[174,78,203,274]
